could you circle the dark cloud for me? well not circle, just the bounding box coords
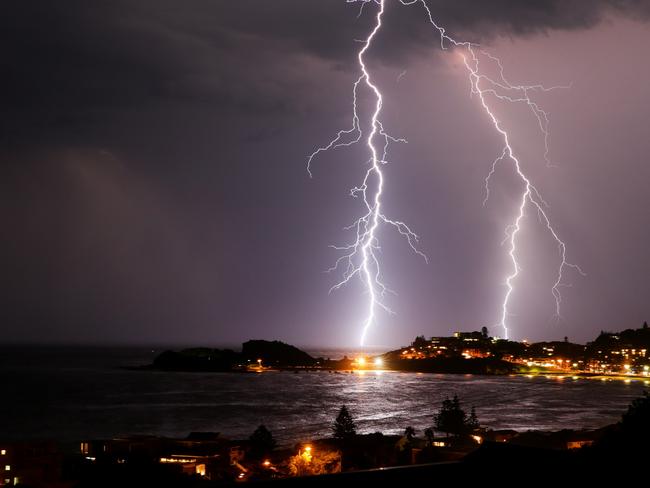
[402,0,650,38]
[2,0,649,146]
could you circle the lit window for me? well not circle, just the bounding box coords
[5,465,10,471]
[0,450,5,456]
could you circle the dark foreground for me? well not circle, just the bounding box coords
[2,392,649,487]
[70,442,650,487]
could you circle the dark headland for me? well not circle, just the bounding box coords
[147,338,515,374]
[150,340,317,372]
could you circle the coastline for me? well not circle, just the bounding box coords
[514,371,650,383]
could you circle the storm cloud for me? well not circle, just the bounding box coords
[3,0,649,141]
[1,1,649,346]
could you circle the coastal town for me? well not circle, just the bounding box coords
[150,322,650,378]
[388,322,650,377]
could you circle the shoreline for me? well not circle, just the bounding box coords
[133,364,650,384]
[514,371,650,382]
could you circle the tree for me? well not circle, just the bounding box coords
[593,392,650,461]
[644,321,648,329]
[481,326,489,339]
[424,427,435,446]
[404,426,416,441]
[467,406,480,431]
[288,448,341,477]
[413,335,428,348]
[249,424,276,458]
[333,405,356,440]
[434,395,480,438]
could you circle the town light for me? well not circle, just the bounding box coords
[262,460,271,467]
[374,357,383,367]
[356,357,366,367]
[300,445,313,463]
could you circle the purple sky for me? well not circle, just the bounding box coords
[1,1,649,347]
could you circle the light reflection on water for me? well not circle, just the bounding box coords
[0,347,645,445]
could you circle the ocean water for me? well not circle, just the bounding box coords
[0,346,646,446]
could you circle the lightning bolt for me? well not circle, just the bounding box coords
[310,0,583,344]
[401,0,584,339]
[308,0,427,346]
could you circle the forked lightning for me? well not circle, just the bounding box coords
[309,0,582,344]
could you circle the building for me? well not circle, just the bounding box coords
[0,441,65,487]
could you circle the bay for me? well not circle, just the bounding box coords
[0,346,644,446]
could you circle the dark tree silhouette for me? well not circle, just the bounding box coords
[333,405,357,440]
[592,392,650,463]
[249,424,276,458]
[434,395,480,438]
[404,426,416,441]
[610,392,650,444]
[424,427,435,446]
[481,326,489,339]
[620,392,650,435]
[467,406,480,431]
[413,335,428,348]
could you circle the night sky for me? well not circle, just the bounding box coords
[2,1,649,348]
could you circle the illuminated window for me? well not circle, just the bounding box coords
[4,465,10,471]
[0,450,5,456]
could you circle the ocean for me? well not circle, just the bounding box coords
[0,346,645,447]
